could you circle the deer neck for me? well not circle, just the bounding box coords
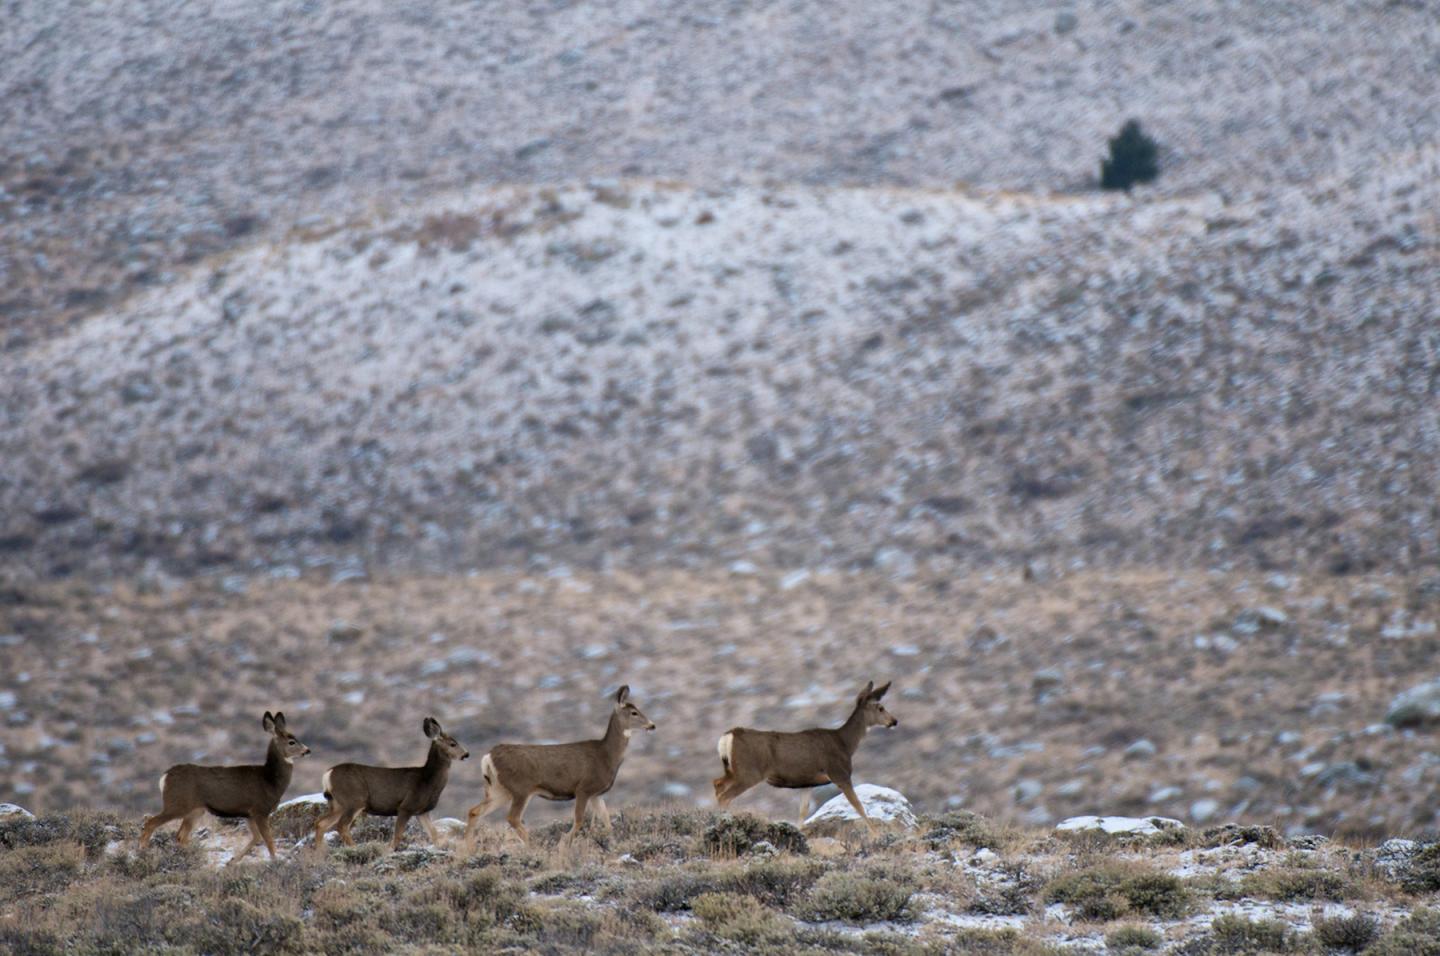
[421,741,451,786]
[600,711,631,769]
[837,703,869,755]
[263,738,294,794]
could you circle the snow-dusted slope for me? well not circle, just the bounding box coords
[2,172,1436,578]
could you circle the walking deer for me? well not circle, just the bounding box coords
[463,685,655,848]
[313,716,470,852]
[139,711,310,863]
[713,680,898,832]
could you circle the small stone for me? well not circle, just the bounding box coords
[1054,11,1079,34]
[1123,739,1157,760]
[1190,799,1220,823]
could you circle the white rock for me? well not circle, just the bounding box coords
[1056,815,1186,836]
[1387,678,1440,727]
[803,784,917,833]
[277,792,329,810]
[0,803,35,819]
[1190,799,1221,823]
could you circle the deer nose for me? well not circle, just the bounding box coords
[302,746,312,755]
[461,751,471,760]
[646,721,657,731]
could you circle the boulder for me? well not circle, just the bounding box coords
[1386,679,1440,727]
[0,803,35,820]
[1055,815,1185,837]
[802,784,917,836]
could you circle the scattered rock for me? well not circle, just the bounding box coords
[1123,739,1158,761]
[1202,823,1283,849]
[1055,815,1185,837]
[0,803,35,820]
[1189,799,1220,823]
[1386,678,1440,727]
[327,621,364,643]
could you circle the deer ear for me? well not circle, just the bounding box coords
[272,712,287,733]
[858,681,874,701]
[871,681,892,700]
[423,717,441,738]
[262,711,275,732]
[616,685,630,703]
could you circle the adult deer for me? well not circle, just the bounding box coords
[139,711,310,863]
[463,685,655,848]
[313,716,470,852]
[713,680,898,832]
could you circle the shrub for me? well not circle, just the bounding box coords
[968,860,1040,916]
[701,814,808,856]
[1313,912,1380,951]
[0,842,85,899]
[1106,924,1163,950]
[1100,119,1160,192]
[193,897,306,955]
[1369,908,1440,956]
[0,811,125,859]
[923,810,999,849]
[799,869,916,923]
[1206,913,1292,953]
[691,892,789,944]
[1399,842,1440,892]
[1240,867,1352,901]
[1044,865,1189,921]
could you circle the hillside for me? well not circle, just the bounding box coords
[2,172,1437,581]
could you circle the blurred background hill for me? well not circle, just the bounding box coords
[1,1,1438,832]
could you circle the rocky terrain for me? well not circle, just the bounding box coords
[3,3,1440,948]
[4,569,1440,839]
[2,799,1440,954]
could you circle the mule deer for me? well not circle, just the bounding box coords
[313,716,470,852]
[139,711,310,863]
[463,685,655,848]
[713,680,898,832]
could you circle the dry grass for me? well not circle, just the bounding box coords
[1,806,1436,954]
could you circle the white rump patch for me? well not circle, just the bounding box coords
[321,769,333,796]
[480,753,496,785]
[717,732,734,770]
[158,772,168,794]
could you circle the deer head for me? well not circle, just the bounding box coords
[423,716,471,760]
[263,710,312,761]
[856,681,899,729]
[614,685,656,735]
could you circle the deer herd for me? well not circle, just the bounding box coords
[137,681,899,862]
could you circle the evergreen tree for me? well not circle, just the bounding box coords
[1100,119,1160,191]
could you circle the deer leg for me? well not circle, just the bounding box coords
[464,786,507,852]
[391,812,412,851]
[505,794,532,845]
[563,793,592,847]
[257,816,279,859]
[337,809,361,847]
[798,791,812,824]
[833,777,877,835]
[418,813,440,846]
[715,776,755,809]
[176,808,206,846]
[313,805,346,853]
[590,796,612,833]
[139,811,180,849]
[231,817,263,864]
